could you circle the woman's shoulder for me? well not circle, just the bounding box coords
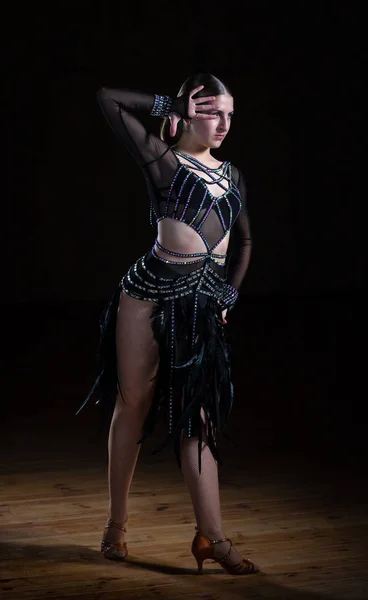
[230,162,242,182]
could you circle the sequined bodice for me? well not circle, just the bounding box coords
[151,152,242,262]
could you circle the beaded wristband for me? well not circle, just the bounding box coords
[218,283,239,311]
[151,95,173,118]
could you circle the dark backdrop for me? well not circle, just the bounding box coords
[4,2,364,302]
[3,2,365,459]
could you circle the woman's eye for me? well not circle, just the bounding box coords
[211,112,233,118]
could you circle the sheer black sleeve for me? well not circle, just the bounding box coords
[96,88,188,169]
[227,170,253,290]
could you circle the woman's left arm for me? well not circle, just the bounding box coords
[226,170,253,290]
[220,171,252,322]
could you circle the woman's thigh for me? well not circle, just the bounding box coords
[115,291,159,409]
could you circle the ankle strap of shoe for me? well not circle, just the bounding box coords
[210,537,230,545]
[195,527,229,545]
[105,517,128,532]
[217,539,233,564]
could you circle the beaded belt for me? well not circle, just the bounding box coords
[152,239,227,266]
[122,252,226,303]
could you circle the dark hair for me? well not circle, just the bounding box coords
[160,73,232,146]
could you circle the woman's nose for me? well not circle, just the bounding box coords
[218,117,229,132]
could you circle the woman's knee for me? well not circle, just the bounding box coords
[114,388,153,418]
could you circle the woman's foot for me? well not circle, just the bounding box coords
[192,528,259,575]
[101,516,128,561]
[211,537,246,567]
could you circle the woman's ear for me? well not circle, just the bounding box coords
[183,118,191,132]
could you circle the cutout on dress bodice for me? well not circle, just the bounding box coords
[174,151,231,199]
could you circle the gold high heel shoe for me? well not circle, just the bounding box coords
[191,528,259,575]
[100,516,128,561]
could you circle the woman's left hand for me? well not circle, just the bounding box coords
[169,85,217,137]
[222,309,228,325]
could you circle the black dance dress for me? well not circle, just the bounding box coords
[76,89,252,471]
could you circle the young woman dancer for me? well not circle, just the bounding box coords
[77,73,256,575]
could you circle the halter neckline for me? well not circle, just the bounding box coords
[174,150,227,172]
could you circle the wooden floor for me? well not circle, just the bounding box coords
[1,293,367,599]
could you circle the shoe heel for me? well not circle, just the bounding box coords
[191,530,212,574]
[195,555,204,575]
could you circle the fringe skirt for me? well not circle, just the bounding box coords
[77,250,235,471]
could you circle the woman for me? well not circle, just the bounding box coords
[77,73,257,575]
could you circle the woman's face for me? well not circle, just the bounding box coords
[190,93,234,149]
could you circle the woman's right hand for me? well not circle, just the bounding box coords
[169,85,218,138]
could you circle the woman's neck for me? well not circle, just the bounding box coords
[174,140,212,162]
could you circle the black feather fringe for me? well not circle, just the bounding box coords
[142,292,234,472]
[76,282,235,472]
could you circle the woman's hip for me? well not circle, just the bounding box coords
[120,250,226,304]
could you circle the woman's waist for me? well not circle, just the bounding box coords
[156,219,230,266]
[121,250,226,302]
[146,248,226,278]
[152,240,226,267]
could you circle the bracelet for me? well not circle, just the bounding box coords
[218,283,239,311]
[151,95,173,118]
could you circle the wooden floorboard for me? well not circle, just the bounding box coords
[1,411,367,600]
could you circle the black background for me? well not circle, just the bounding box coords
[3,2,366,461]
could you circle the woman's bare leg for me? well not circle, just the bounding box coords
[180,419,245,566]
[103,292,159,545]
